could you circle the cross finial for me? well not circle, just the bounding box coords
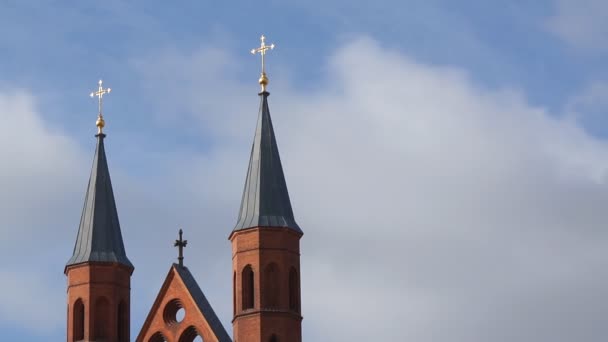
[89,79,112,134]
[250,34,275,92]
[174,228,188,268]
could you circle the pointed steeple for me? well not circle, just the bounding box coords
[66,132,133,269]
[233,91,302,233]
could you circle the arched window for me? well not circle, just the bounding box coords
[269,334,279,342]
[242,265,254,310]
[178,325,203,342]
[149,331,168,342]
[263,263,280,308]
[94,297,110,339]
[118,300,128,342]
[163,299,185,325]
[233,271,237,316]
[73,299,84,341]
[289,267,300,312]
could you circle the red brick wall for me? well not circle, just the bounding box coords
[231,227,303,342]
[136,267,225,342]
[66,263,132,342]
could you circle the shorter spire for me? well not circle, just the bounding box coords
[174,229,188,268]
[251,35,275,92]
[90,79,111,134]
[66,80,131,271]
[66,131,132,269]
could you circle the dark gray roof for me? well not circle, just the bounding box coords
[233,91,302,233]
[66,133,133,269]
[173,264,232,342]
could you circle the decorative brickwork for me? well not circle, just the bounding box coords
[137,264,231,342]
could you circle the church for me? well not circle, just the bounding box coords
[64,36,303,342]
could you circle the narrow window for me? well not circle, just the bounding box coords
[118,300,128,342]
[242,265,254,310]
[263,263,280,308]
[269,334,279,342]
[289,267,300,312]
[94,297,110,339]
[233,271,237,316]
[73,299,84,341]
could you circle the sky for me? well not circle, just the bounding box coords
[0,0,607,341]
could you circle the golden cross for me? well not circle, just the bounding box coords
[251,35,275,76]
[90,79,111,116]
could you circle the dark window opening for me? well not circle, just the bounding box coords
[73,299,84,341]
[233,271,237,316]
[118,300,128,342]
[242,265,254,310]
[178,326,202,342]
[289,267,300,312]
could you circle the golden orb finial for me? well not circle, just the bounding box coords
[251,35,275,92]
[90,79,111,134]
[259,72,269,91]
[96,114,105,134]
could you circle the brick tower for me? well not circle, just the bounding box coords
[230,40,303,342]
[65,82,133,342]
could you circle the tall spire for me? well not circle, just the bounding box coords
[233,90,301,233]
[66,81,132,270]
[234,36,300,233]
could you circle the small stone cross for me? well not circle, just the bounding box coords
[174,229,188,267]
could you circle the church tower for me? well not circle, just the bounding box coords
[65,80,133,342]
[230,36,303,342]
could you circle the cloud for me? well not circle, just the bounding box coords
[0,269,64,333]
[0,90,87,240]
[131,37,608,341]
[0,90,87,334]
[565,82,608,138]
[545,0,608,51]
[2,35,607,341]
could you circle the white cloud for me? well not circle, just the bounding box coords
[132,37,608,341]
[546,0,608,51]
[564,81,608,138]
[2,35,608,341]
[0,90,87,334]
[0,269,64,333]
[0,91,86,240]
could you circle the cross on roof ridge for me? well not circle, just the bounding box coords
[174,228,188,268]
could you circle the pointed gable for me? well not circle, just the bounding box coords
[66,133,133,270]
[233,91,302,234]
[137,264,231,342]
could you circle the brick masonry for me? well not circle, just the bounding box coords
[65,262,132,342]
[136,267,223,342]
[230,227,303,342]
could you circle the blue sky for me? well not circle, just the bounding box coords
[0,1,607,341]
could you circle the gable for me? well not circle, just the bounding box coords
[137,264,232,342]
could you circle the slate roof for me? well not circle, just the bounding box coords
[233,91,302,233]
[66,133,133,269]
[173,264,232,342]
